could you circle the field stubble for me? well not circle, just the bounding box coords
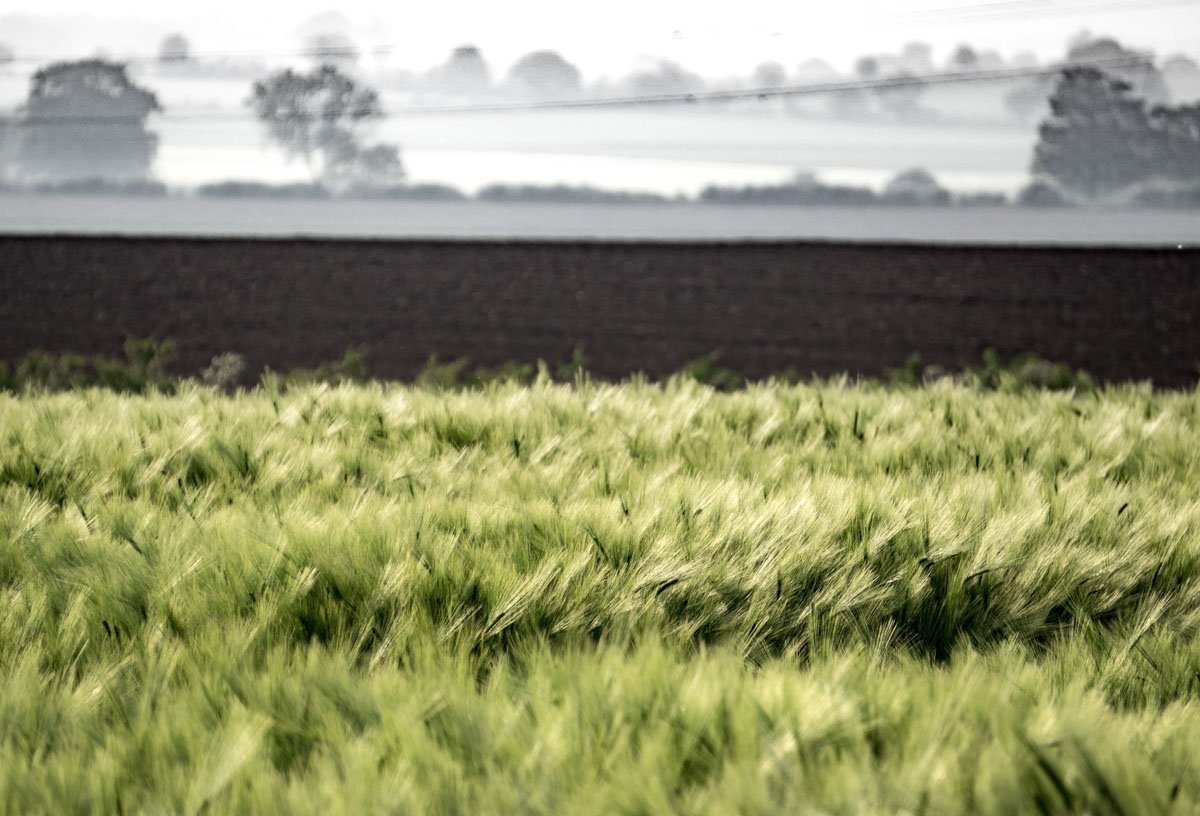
[2,377,1200,813]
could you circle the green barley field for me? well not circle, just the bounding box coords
[3,375,1200,814]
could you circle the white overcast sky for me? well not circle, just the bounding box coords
[2,0,1198,76]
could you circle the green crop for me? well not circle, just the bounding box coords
[2,376,1198,813]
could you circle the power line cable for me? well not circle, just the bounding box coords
[4,54,1160,126]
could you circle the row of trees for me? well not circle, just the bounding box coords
[135,29,1200,117]
[0,60,405,189]
[9,29,1196,120]
[1,46,1197,202]
[152,35,690,102]
[387,35,1200,123]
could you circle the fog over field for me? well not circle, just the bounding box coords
[2,1,1198,206]
[0,70,1038,195]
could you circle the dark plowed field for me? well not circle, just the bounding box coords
[2,234,1198,384]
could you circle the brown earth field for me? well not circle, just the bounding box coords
[1,234,1198,386]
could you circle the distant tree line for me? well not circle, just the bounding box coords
[698,169,1008,207]
[0,30,1197,206]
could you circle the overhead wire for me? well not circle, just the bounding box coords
[2,54,1160,128]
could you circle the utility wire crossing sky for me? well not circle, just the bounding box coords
[9,55,1162,127]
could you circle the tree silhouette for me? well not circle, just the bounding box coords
[507,51,581,97]
[158,34,191,64]
[899,42,934,74]
[854,57,880,80]
[11,59,160,182]
[248,65,402,188]
[752,62,786,88]
[1032,67,1154,199]
[627,61,705,96]
[949,45,979,72]
[882,168,951,204]
[430,46,491,94]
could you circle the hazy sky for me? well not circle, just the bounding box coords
[3,0,1198,77]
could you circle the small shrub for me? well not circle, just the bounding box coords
[337,348,369,382]
[971,348,1094,392]
[8,337,176,393]
[554,345,590,384]
[679,352,744,392]
[888,353,925,387]
[478,361,536,387]
[283,348,370,387]
[122,337,177,387]
[17,351,91,390]
[888,350,1093,392]
[417,357,539,390]
[416,355,472,389]
[202,352,248,391]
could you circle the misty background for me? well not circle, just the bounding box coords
[0,0,1198,239]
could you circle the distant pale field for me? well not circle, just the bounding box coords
[2,194,1197,245]
[3,379,1200,812]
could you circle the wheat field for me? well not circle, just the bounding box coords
[2,376,1199,813]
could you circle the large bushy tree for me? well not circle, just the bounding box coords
[1032,67,1154,198]
[1032,66,1200,199]
[9,60,160,183]
[248,65,402,188]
